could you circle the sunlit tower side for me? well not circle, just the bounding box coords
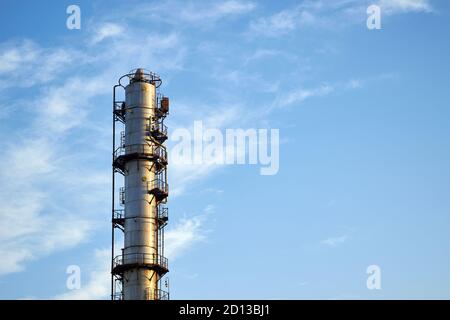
[111,68,170,300]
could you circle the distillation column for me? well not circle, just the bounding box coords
[112,69,169,300]
[123,69,158,299]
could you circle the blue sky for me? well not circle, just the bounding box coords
[0,0,450,299]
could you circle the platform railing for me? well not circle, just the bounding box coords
[158,206,168,222]
[114,143,167,163]
[147,121,168,139]
[112,253,168,270]
[147,179,169,194]
[112,292,123,300]
[145,288,169,300]
[113,209,124,220]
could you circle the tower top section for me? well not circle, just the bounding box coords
[118,68,162,87]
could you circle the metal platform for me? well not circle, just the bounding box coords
[113,144,167,172]
[147,179,169,202]
[112,253,169,276]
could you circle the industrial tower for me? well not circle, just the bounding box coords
[111,69,170,300]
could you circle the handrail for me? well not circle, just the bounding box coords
[113,209,124,220]
[145,288,169,300]
[115,102,167,120]
[119,187,125,205]
[112,292,123,300]
[115,208,166,222]
[148,178,169,194]
[114,101,125,111]
[119,70,162,88]
[148,121,168,137]
[113,253,168,270]
[113,101,126,123]
[114,143,167,162]
[113,289,169,300]
[158,206,168,221]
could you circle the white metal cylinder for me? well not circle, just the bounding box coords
[122,80,158,300]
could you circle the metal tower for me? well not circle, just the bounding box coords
[111,68,170,300]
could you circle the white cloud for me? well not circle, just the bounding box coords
[270,77,367,110]
[0,138,107,276]
[165,215,207,260]
[168,103,241,196]
[135,0,255,25]
[248,0,434,37]
[185,273,199,280]
[90,23,124,44]
[321,235,348,247]
[208,0,256,18]
[0,71,111,274]
[0,69,105,278]
[0,24,188,278]
[0,204,93,276]
[54,248,110,300]
[249,7,315,36]
[378,0,433,14]
[0,133,98,276]
[277,84,334,108]
[0,40,77,89]
[243,49,285,65]
[171,163,220,197]
[0,39,38,74]
[107,32,185,72]
[347,79,362,89]
[202,188,225,195]
[203,204,215,214]
[35,75,109,133]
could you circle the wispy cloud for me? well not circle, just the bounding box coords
[165,215,207,260]
[269,77,368,111]
[35,76,109,133]
[181,0,255,22]
[243,49,296,65]
[53,248,110,300]
[247,0,434,37]
[0,13,190,277]
[126,0,255,28]
[89,22,124,45]
[321,235,348,247]
[0,40,79,89]
[277,84,334,109]
[378,0,433,14]
[0,39,38,74]
[184,0,253,22]
[0,46,137,278]
[0,133,98,276]
[169,103,242,196]
[249,6,316,36]
[0,200,93,276]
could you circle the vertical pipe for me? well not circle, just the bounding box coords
[111,86,117,300]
